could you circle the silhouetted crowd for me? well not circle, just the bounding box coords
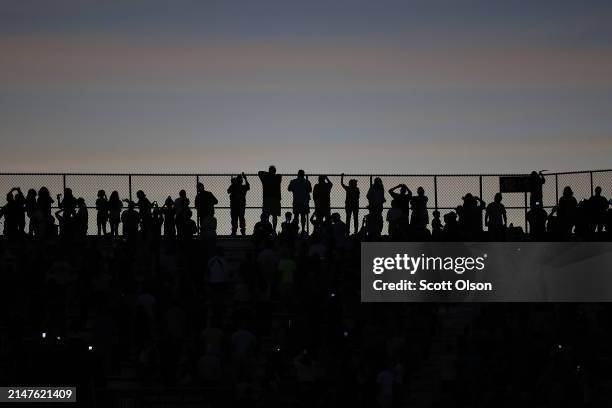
[1,169,611,407]
[1,169,611,242]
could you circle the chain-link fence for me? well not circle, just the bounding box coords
[1,170,610,235]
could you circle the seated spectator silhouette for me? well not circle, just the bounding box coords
[443,211,459,240]
[227,173,250,236]
[160,196,176,237]
[410,187,429,231]
[108,191,123,237]
[386,200,403,239]
[388,183,412,219]
[181,208,198,239]
[458,193,485,238]
[258,165,282,231]
[527,202,548,240]
[558,186,577,237]
[174,189,190,236]
[121,201,140,239]
[528,171,546,209]
[588,186,608,233]
[151,201,164,239]
[288,170,312,233]
[25,188,38,236]
[253,213,274,248]
[195,182,218,234]
[340,174,360,235]
[366,177,386,237]
[279,211,298,244]
[485,193,507,241]
[313,175,333,223]
[96,190,109,236]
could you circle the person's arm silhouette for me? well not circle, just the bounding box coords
[341,173,348,190]
[243,173,250,191]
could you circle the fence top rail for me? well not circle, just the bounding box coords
[0,169,610,177]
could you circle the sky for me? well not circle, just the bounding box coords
[1,0,612,174]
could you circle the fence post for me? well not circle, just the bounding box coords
[128,174,132,202]
[555,174,559,206]
[62,174,66,191]
[478,175,483,200]
[434,176,438,211]
[306,174,310,235]
[590,171,594,197]
[524,191,528,234]
[196,175,200,231]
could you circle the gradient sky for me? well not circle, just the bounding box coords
[1,0,612,173]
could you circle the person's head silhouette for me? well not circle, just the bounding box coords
[164,196,173,207]
[349,179,357,188]
[318,175,326,183]
[97,190,106,199]
[417,186,425,196]
[563,186,573,197]
[298,169,305,178]
[400,185,408,195]
[494,192,503,203]
[373,177,383,188]
[179,189,186,198]
[136,190,145,200]
[595,186,602,196]
[269,165,276,175]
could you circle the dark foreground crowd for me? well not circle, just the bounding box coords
[0,169,612,407]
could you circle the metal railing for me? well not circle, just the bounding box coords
[1,170,611,235]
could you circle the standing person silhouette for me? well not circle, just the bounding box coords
[341,174,360,235]
[227,173,250,236]
[58,188,77,217]
[161,196,176,237]
[288,170,312,233]
[195,182,218,235]
[37,187,54,236]
[410,187,429,230]
[558,186,577,237]
[529,171,546,209]
[174,189,190,236]
[258,165,282,231]
[76,197,88,237]
[366,177,386,238]
[25,189,38,236]
[485,193,507,240]
[96,190,109,236]
[588,186,608,233]
[108,191,123,236]
[388,183,412,219]
[313,175,333,223]
[135,190,152,236]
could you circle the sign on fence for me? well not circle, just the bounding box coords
[499,176,529,193]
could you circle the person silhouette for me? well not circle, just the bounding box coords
[96,190,109,236]
[258,165,282,231]
[485,193,507,241]
[528,171,546,209]
[135,190,152,235]
[280,211,298,243]
[58,188,77,217]
[288,170,312,233]
[121,201,140,239]
[253,213,275,247]
[558,186,577,237]
[388,183,412,219]
[341,174,360,235]
[227,173,250,236]
[431,210,442,239]
[588,186,608,233]
[108,191,123,236]
[161,196,176,237]
[10,187,26,235]
[1,189,20,237]
[174,189,190,236]
[410,187,429,231]
[527,202,548,240]
[366,177,386,238]
[37,186,55,237]
[25,189,38,236]
[195,182,218,234]
[313,175,333,223]
[76,197,88,237]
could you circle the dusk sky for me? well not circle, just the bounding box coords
[1,0,612,173]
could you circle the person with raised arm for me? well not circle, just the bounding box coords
[227,173,250,236]
[288,169,312,233]
[388,183,412,219]
[313,175,333,223]
[258,165,282,231]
